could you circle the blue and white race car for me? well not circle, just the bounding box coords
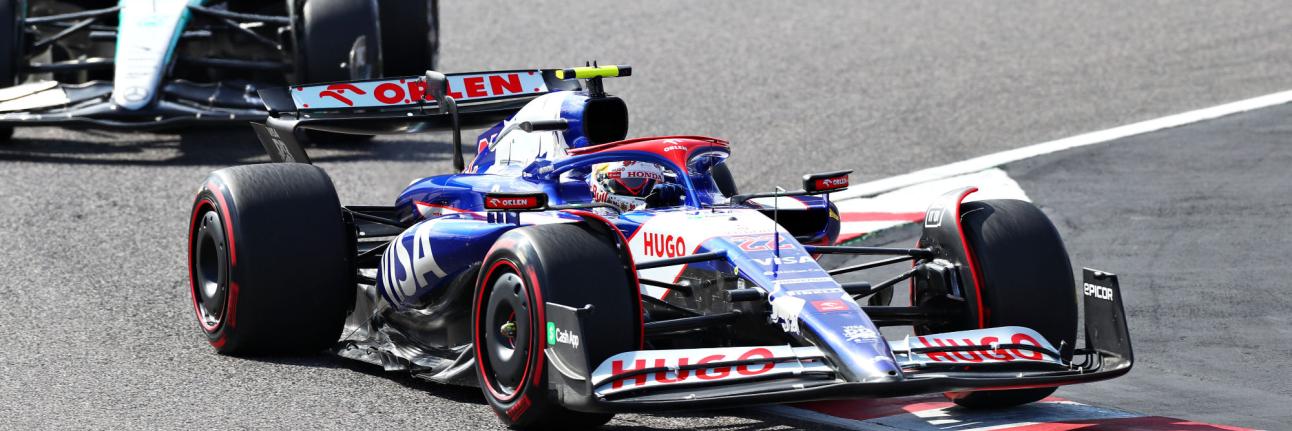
[186,65,1133,429]
[0,0,437,140]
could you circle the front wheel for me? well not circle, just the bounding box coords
[917,199,1078,408]
[0,0,21,142]
[474,223,641,429]
[291,0,381,84]
[377,0,438,75]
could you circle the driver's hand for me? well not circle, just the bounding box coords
[644,183,685,208]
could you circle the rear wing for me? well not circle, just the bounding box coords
[259,69,579,118]
[252,68,586,165]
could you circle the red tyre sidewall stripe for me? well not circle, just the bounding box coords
[189,190,238,348]
[942,188,987,402]
[192,181,241,348]
[911,188,985,328]
[952,187,988,329]
[474,258,533,403]
[505,394,531,422]
[188,198,221,334]
[525,266,545,387]
[226,282,239,330]
[208,181,240,331]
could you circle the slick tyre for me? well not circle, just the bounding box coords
[711,162,738,198]
[292,0,381,83]
[377,0,438,75]
[942,199,1078,408]
[290,0,383,142]
[474,223,641,429]
[0,0,21,142]
[187,164,352,355]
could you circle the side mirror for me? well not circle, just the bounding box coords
[802,170,852,193]
[424,70,464,171]
[728,170,853,205]
[423,71,449,111]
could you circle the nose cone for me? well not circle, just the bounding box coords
[801,298,904,381]
[775,290,904,382]
[715,230,903,383]
[112,0,192,111]
[113,86,152,110]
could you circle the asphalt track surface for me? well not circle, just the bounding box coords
[1007,104,1292,429]
[835,103,1292,429]
[3,1,1292,429]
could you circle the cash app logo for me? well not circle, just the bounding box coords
[546,322,557,345]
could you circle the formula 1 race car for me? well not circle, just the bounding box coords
[0,0,437,140]
[186,65,1133,429]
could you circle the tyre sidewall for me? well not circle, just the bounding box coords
[187,164,352,355]
[1,0,20,139]
[474,243,556,427]
[0,0,19,86]
[293,0,382,83]
[710,162,738,198]
[375,0,436,75]
[474,224,633,428]
[188,188,241,351]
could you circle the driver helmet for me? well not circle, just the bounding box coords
[590,161,667,211]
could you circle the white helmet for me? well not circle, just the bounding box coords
[590,161,667,211]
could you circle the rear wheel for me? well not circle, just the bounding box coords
[711,162,738,197]
[474,223,640,429]
[187,164,352,355]
[919,199,1078,408]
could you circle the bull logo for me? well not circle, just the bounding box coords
[924,206,944,228]
[319,83,366,106]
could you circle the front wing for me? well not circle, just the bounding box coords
[0,80,266,129]
[543,269,1132,412]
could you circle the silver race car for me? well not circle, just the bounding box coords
[0,0,438,140]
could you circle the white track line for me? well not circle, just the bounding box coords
[834,89,1292,199]
[783,90,1292,430]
